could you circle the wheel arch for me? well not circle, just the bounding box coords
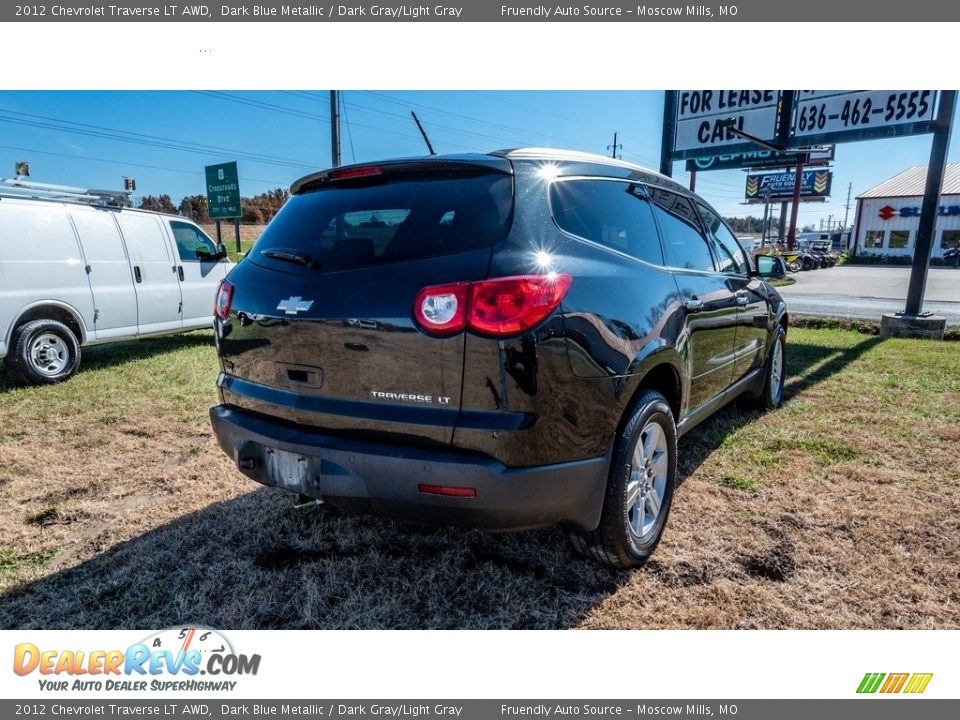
[4,301,88,351]
[616,345,684,438]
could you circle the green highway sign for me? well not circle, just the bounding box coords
[205,161,241,219]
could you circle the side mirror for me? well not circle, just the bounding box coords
[756,254,786,279]
[199,243,229,262]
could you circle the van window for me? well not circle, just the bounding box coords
[171,221,218,261]
[251,171,513,272]
[549,179,663,265]
[648,189,714,272]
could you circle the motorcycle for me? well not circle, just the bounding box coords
[944,246,960,267]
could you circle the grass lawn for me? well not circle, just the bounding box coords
[0,327,958,629]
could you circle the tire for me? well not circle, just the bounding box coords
[572,390,677,569]
[5,319,81,386]
[750,325,786,410]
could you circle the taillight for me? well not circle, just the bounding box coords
[330,165,382,181]
[215,280,234,320]
[413,282,469,335]
[468,274,572,335]
[413,274,572,337]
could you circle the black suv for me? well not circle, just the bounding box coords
[210,149,787,568]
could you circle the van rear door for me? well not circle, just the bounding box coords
[0,198,94,339]
[115,211,183,335]
[68,205,139,340]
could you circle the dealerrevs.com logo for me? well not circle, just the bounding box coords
[13,627,260,692]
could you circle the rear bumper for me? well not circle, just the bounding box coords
[210,405,608,532]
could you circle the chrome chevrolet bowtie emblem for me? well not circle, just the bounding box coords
[277,296,314,315]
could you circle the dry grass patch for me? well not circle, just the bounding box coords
[0,328,958,629]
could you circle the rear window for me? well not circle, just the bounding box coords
[251,171,513,272]
[549,178,663,265]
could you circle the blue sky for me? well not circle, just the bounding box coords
[1,90,956,228]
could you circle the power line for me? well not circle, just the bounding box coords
[194,90,332,123]
[340,94,357,164]
[342,100,504,148]
[617,150,662,168]
[357,90,603,150]
[195,90,436,147]
[0,108,317,170]
[0,143,288,187]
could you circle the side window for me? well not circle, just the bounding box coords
[170,221,218,262]
[549,179,664,265]
[648,188,714,271]
[698,203,748,275]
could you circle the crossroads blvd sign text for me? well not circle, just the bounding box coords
[205,162,241,220]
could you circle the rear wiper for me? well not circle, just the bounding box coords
[261,249,320,268]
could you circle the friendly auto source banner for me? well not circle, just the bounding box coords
[745,170,832,201]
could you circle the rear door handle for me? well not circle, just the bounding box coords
[134,266,142,283]
[684,298,704,313]
[177,266,185,281]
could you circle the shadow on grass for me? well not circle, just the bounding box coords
[0,332,215,395]
[783,335,884,401]
[674,334,884,488]
[0,335,883,630]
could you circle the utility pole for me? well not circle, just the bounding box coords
[787,157,805,250]
[843,182,853,228]
[660,91,677,177]
[330,90,341,168]
[608,132,622,159]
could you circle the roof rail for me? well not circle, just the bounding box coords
[0,177,133,207]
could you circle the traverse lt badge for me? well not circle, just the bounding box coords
[277,296,314,315]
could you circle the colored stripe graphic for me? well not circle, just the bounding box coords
[857,673,885,693]
[880,673,909,693]
[904,673,933,694]
[857,672,932,694]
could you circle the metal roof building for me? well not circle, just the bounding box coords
[857,163,960,199]
[854,165,960,258]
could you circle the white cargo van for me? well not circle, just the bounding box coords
[0,180,234,385]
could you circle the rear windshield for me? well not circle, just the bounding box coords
[250,171,513,272]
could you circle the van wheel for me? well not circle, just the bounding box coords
[572,390,677,569]
[6,319,81,385]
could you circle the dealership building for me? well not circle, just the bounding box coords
[854,164,960,258]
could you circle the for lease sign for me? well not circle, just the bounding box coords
[674,90,780,155]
